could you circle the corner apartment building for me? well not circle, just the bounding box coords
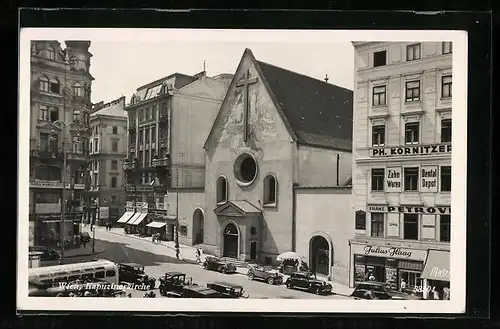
[119,71,232,241]
[85,96,128,225]
[29,40,93,248]
[350,42,452,294]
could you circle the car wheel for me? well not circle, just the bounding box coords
[267,277,274,285]
[221,267,226,274]
[203,264,208,269]
[248,273,254,280]
[314,287,321,295]
[286,282,292,289]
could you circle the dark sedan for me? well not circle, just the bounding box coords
[350,281,424,300]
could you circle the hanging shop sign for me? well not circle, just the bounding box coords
[367,205,451,215]
[386,167,402,192]
[371,143,451,157]
[99,206,109,219]
[420,166,438,192]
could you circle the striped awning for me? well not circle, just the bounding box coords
[117,211,135,224]
[146,221,167,229]
[129,213,148,226]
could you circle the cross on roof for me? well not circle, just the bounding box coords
[236,69,258,143]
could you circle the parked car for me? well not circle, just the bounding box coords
[158,271,197,296]
[247,265,283,285]
[206,282,248,298]
[350,281,424,300]
[202,256,237,274]
[41,248,61,261]
[117,263,156,289]
[182,285,220,298]
[80,232,91,243]
[285,271,332,295]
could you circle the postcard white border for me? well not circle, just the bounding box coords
[18,28,467,313]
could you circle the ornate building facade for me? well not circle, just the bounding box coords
[29,40,93,248]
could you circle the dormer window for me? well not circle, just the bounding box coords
[373,50,387,67]
[406,44,421,61]
[46,47,56,61]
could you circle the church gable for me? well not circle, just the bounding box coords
[203,49,295,154]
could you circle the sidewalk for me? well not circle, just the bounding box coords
[88,226,353,296]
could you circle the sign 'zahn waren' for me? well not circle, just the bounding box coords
[371,144,451,157]
[367,205,451,215]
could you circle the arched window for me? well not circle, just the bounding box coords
[263,174,277,206]
[39,76,49,92]
[46,47,56,60]
[111,177,117,188]
[73,82,84,97]
[49,77,60,93]
[216,176,228,204]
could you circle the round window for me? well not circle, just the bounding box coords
[234,153,258,186]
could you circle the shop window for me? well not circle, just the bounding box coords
[373,50,387,67]
[263,174,277,205]
[441,75,452,98]
[39,76,49,92]
[440,166,451,192]
[442,41,452,54]
[405,80,420,102]
[404,167,419,191]
[441,119,452,143]
[372,125,385,146]
[440,215,451,242]
[355,210,366,230]
[370,213,384,238]
[403,214,419,240]
[180,225,188,236]
[371,168,385,191]
[404,122,420,145]
[372,85,386,106]
[406,43,421,61]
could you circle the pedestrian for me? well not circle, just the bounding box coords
[195,248,201,263]
[432,286,440,300]
[83,239,87,248]
[400,279,407,292]
[368,272,376,281]
[176,248,180,259]
[443,286,450,300]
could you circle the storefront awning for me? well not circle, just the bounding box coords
[146,221,167,229]
[129,213,148,226]
[117,211,135,224]
[420,250,450,281]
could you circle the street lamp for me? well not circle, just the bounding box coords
[50,119,81,263]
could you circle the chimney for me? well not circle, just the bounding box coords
[324,74,329,83]
[119,96,126,108]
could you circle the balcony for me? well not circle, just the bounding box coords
[159,139,168,149]
[67,151,89,162]
[152,156,169,168]
[129,145,136,153]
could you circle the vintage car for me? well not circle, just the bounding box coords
[350,281,424,300]
[247,265,284,285]
[285,271,332,295]
[158,271,197,296]
[202,256,237,274]
[182,285,220,298]
[117,262,156,289]
[206,281,248,298]
[80,232,91,243]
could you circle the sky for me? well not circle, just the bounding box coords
[72,38,355,104]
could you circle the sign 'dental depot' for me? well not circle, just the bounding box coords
[371,143,451,157]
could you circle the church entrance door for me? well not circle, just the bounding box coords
[223,223,239,259]
[310,235,330,276]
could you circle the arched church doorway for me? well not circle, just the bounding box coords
[310,235,331,276]
[193,208,204,245]
[223,223,239,259]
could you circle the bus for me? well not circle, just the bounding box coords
[28,259,119,288]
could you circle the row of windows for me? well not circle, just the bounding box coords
[373,42,452,68]
[138,126,157,145]
[39,133,90,154]
[356,213,450,243]
[371,166,451,192]
[216,174,277,206]
[39,106,90,127]
[39,77,86,97]
[92,126,119,135]
[89,139,119,153]
[372,118,451,147]
[372,75,451,107]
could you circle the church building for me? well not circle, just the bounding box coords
[170,48,354,284]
